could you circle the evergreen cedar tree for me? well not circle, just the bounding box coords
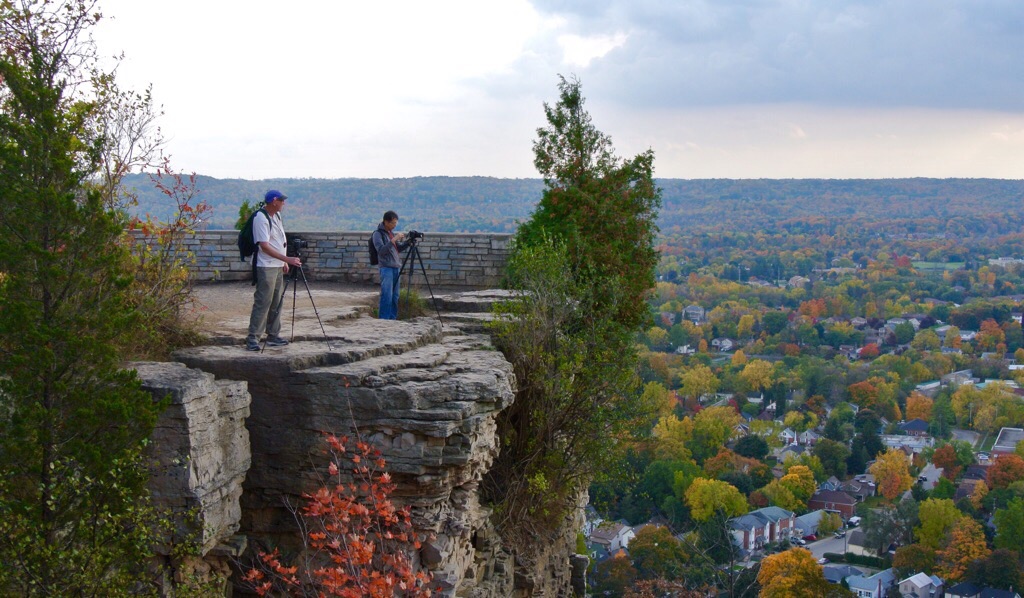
[516,75,660,332]
[0,1,165,593]
[483,75,661,540]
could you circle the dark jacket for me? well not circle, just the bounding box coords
[373,222,409,268]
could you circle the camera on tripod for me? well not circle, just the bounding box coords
[406,230,424,242]
[287,236,308,257]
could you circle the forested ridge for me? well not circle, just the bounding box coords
[125,174,1024,235]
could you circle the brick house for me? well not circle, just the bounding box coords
[899,418,930,437]
[729,506,796,551]
[807,489,858,519]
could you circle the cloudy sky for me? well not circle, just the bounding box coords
[93,0,1024,180]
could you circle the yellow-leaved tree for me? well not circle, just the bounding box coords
[678,364,719,405]
[779,465,817,505]
[915,498,962,550]
[757,549,837,597]
[869,448,914,501]
[937,518,991,582]
[684,478,748,522]
[905,392,933,421]
[652,415,694,462]
[739,359,775,394]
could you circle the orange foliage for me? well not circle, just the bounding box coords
[978,319,1007,351]
[987,454,1024,490]
[702,448,762,479]
[798,299,827,319]
[905,392,933,422]
[933,445,961,480]
[244,434,435,597]
[869,448,913,501]
[859,343,880,358]
[937,518,990,582]
[757,548,831,597]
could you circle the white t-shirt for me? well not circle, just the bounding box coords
[253,210,287,268]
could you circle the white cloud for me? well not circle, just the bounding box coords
[88,1,1024,179]
[558,32,628,67]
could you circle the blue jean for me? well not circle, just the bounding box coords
[378,266,401,319]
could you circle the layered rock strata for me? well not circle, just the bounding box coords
[132,361,252,593]
[171,316,522,595]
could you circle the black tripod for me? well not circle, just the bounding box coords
[265,245,333,352]
[398,238,444,326]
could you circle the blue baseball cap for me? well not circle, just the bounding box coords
[265,190,287,202]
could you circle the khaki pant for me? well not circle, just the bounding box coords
[247,267,285,342]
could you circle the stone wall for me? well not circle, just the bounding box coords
[137,230,512,289]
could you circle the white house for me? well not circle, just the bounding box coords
[589,521,635,555]
[711,338,735,352]
[898,572,943,598]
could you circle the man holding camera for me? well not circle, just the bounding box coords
[245,190,302,351]
[372,210,410,320]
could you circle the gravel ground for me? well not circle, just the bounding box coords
[191,280,379,343]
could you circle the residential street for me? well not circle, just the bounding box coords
[807,535,848,560]
[918,463,941,491]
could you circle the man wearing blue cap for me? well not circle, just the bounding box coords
[245,190,301,351]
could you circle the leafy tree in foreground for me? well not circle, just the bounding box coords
[0,0,164,593]
[761,478,803,512]
[484,75,660,540]
[932,476,956,499]
[893,544,937,580]
[869,447,914,501]
[862,500,918,556]
[933,443,963,480]
[813,437,851,479]
[817,511,843,536]
[757,548,849,597]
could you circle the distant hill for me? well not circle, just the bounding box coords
[123,174,544,232]
[122,174,1024,235]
